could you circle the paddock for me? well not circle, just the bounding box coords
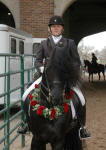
[1,78,106,150]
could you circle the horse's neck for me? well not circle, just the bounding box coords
[87,62,91,67]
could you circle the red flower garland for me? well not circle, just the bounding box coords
[29,84,72,120]
[50,108,56,119]
[63,102,69,113]
[29,94,33,100]
[64,90,74,99]
[35,84,39,88]
[36,106,45,115]
[70,90,74,98]
[64,93,71,99]
[30,100,38,106]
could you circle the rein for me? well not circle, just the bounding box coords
[40,68,63,104]
[40,69,50,102]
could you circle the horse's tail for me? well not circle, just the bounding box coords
[64,126,83,150]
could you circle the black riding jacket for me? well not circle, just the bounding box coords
[92,56,97,64]
[35,36,81,71]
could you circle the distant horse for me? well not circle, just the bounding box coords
[24,46,86,150]
[84,59,105,82]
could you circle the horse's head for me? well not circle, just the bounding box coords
[84,59,90,67]
[41,47,80,106]
[45,66,65,106]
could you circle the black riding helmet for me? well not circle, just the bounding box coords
[48,16,64,27]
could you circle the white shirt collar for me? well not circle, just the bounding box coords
[52,35,62,44]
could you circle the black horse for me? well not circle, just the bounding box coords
[84,59,105,82]
[24,47,86,150]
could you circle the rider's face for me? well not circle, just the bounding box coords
[50,25,63,36]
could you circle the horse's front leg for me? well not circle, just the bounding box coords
[98,72,100,80]
[88,73,90,82]
[91,73,93,82]
[31,136,46,150]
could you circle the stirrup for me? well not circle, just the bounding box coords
[79,127,91,140]
[17,122,29,134]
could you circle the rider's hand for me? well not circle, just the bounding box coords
[39,66,44,74]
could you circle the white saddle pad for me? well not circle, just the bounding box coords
[70,87,86,119]
[22,76,42,101]
[72,87,85,106]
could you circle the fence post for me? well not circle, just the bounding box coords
[6,56,10,150]
[20,54,25,147]
[4,56,7,147]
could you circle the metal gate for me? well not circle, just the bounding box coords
[0,53,35,150]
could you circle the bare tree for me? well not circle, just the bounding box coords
[98,47,106,64]
[78,41,95,64]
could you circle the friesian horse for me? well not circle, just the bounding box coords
[24,45,86,150]
[84,59,105,82]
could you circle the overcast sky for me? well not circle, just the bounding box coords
[79,31,106,51]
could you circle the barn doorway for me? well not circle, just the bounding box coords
[0,2,15,28]
[63,0,106,44]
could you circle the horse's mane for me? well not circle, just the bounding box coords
[47,47,81,87]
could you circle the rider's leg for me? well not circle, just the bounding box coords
[72,87,91,139]
[17,81,34,134]
[17,97,30,134]
[78,105,91,139]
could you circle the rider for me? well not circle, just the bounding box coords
[91,53,98,66]
[17,15,90,139]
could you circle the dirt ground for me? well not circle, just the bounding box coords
[1,75,106,150]
[82,77,106,150]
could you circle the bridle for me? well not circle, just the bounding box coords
[40,68,63,104]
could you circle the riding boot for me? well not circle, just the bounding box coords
[71,89,91,140]
[17,102,30,134]
[17,122,29,134]
[17,80,32,135]
[79,126,91,139]
[78,104,91,139]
